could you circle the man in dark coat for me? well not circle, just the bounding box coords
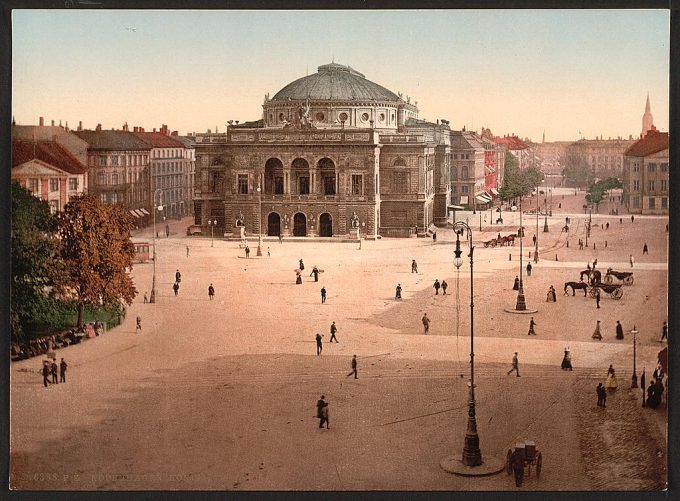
[513,276,520,290]
[208,284,215,300]
[320,287,327,304]
[510,448,525,487]
[433,279,441,295]
[51,360,58,384]
[596,383,606,407]
[526,262,532,276]
[395,284,402,300]
[595,289,601,309]
[60,358,67,383]
[527,317,537,336]
[330,322,338,343]
[615,321,624,340]
[173,282,179,296]
[310,266,320,282]
[411,259,418,273]
[175,269,181,283]
[316,333,323,355]
[441,280,448,295]
[316,396,327,428]
[660,321,668,342]
[299,259,305,271]
[42,362,50,387]
[347,355,358,379]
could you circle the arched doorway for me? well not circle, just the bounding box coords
[267,212,281,236]
[319,213,333,237]
[293,213,307,236]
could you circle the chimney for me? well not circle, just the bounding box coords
[59,120,62,127]
[122,122,129,132]
[39,116,44,126]
[65,121,69,131]
[153,128,156,132]
[78,121,83,131]
[96,123,102,131]
[51,120,55,126]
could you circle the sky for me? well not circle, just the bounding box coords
[12,9,669,141]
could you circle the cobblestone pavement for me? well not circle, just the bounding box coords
[10,206,668,491]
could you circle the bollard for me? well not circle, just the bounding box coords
[605,241,608,248]
[566,240,569,248]
[556,254,558,261]
[593,243,596,250]
[529,251,532,259]
[509,253,512,261]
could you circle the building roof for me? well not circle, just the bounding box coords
[73,130,152,151]
[271,63,401,102]
[133,131,187,148]
[173,135,197,148]
[12,140,88,174]
[624,130,668,157]
[492,135,529,150]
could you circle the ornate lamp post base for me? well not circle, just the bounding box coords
[515,289,527,311]
[543,215,549,232]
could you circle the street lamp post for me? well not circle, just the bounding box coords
[256,178,263,257]
[543,194,549,232]
[150,189,163,304]
[208,218,217,247]
[631,325,639,388]
[516,197,527,310]
[534,186,539,263]
[452,222,482,466]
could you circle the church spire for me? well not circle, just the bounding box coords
[641,93,654,138]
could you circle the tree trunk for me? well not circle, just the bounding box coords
[77,302,84,328]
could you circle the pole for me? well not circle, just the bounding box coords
[479,212,482,232]
[631,326,638,388]
[535,185,539,262]
[257,175,263,257]
[211,221,214,247]
[515,197,527,310]
[150,189,158,304]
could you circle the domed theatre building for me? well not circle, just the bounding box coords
[191,63,453,239]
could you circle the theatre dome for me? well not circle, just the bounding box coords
[262,63,418,129]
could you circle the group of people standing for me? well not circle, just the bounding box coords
[42,358,67,387]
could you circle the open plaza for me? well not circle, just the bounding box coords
[9,188,668,491]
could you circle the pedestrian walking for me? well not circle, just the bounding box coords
[532,234,537,246]
[316,395,327,428]
[42,361,50,388]
[208,283,215,300]
[441,280,448,295]
[411,259,418,273]
[595,288,601,309]
[596,383,606,407]
[433,279,441,295]
[526,262,532,277]
[267,247,270,257]
[347,355,358,379]
[527,317,537,336]
[330,321,338,342]
[316,333,323,355]
[51,360,58,384]
[165,223,170,237]
[592,320,602,340]
[660,321,668,342]
[320,401,330,429]
[561,348,573,370]
[619,217,623,224]
[631,215,635,223]
[605,365,618,391]
[136,315,141,334]
[395,283,402,300]
[606,222,609,230]
[432,231,437,242]
[173,281,179,296]
[175,269,182,283]
[643,243,648,255]
[245,245,250,258]
[507,352,520,377]
[278,234,283,244]
[299,259,305,271]
[629,254,634,268]
[513,275,519,291]
[295,270,302,285]
[60,358,67,383]
[320,286,327,304]
[615,321,624,340]
[310,266,320,282]
[143,292,148,303]
[186,245,190,257]
[422,313,430,335]
[510,447,525,487]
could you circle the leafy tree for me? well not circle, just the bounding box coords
[561,154,593,189]
[586,177,623,208]
[10,182,63,341]
[499,153,545,202]
[57,195,137,328]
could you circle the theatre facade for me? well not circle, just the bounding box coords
[190,63,455,239]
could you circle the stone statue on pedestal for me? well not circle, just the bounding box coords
[236,211,245,227]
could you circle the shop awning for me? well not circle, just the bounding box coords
[139,208,150,215]
[475,195,488,203]
[447,204,465,210]
[491,188,500,196]
[135,209,146,217]
[129,209,140,218]
[459,195,469,205]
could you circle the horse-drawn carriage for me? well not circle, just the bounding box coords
[604,268,634,286]
[506,441,542,479]
[589,284,623,300]
[483,234,516,248]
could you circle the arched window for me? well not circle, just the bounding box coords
[462,166,469,179]
[393,157,406,167]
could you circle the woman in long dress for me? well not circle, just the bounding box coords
[561,348,573,370]
[605,365,618,391]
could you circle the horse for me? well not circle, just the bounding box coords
[564,281,588,297]
[579,269,602,285]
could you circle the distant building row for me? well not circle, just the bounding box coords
[11,120,196,222]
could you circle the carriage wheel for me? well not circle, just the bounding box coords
[506,449,513,475]
[604,275,613,285]
[536,452,542,479]
[613,288,623,300]
[624,276,634,286]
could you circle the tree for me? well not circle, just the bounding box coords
[561,154,593,189]
[499,153,544,201]
[57,195,137,327]
[587,177,623,209]
[10,182,63,341]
